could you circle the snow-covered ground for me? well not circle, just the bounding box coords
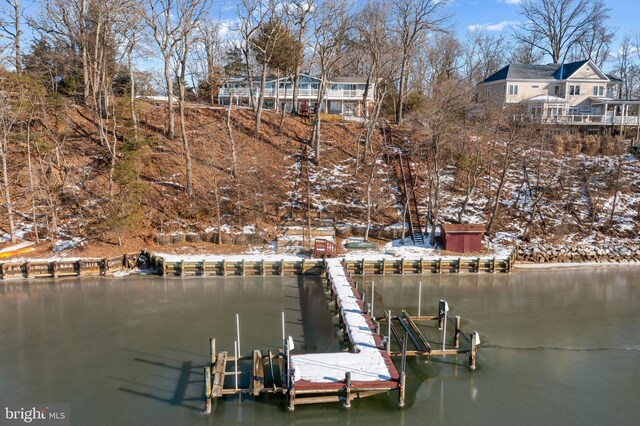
[290,259,391,383]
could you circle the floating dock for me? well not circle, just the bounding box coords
[203,259,480,413]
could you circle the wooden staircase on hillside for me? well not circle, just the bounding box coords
[393,152,424,246]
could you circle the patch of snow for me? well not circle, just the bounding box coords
[53,238,86,252]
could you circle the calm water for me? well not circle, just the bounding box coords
[1,267,639,425]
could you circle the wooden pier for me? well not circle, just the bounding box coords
[203,259,481,414]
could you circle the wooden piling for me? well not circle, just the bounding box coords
[204,366,212,414]
[52,261,58,278]
[401,258,405,274]
[180,259,185,276]
[419,258,424,274]
[457,258,462,273]
[344,372,351,408]
[261,259,266,276]
[398,333,407,408]
[288,384,296,411]
[280,259,284,276]
[25,262,31,278]
[437,258,442,274]
[210,338,216,368]
[469,331,479,370]
[454,316,461,348]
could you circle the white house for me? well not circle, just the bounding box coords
[478,59,640,129]
[218,74,375,117]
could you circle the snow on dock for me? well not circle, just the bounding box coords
[290,259,397,385]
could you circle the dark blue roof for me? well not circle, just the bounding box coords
[480,60,618,84]
[553,60,589,80]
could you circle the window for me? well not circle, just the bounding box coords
[606,87,614,97]
[593,86,604,96]
[569,107,578,116]
[554,85,560,96]
[509,84,519,95]
[569,85,581,95]
[532,85,539,88]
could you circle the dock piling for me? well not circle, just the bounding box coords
[204,366,212,414]
[210,338,216,368]
[343,372,352,408]
[454,316,461,348]
[236,314,241,356]
[398,333,408,408]
[418,281,422,317]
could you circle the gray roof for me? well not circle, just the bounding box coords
[481,60,622,84]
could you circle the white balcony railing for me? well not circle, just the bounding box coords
[219,87,368,99]
[517,114,640,125]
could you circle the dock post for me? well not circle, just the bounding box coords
[382,259,386,275]
[401,258,405,275]
[25,262,31,278]
[454,316,461,348]
[438,300,445,330]
[492,257,496,273]
[234,340,239,391]
[437,258,442,274]
[387,310,391,355]
[52,261,58,278]
[210,338,216,368]
[77,260,82,277]
[280,259,284,276]
[344,372,352,408]
[236,314,241,356]
[361,258,365,276]
[204,366,212,414]
[418,281,422,317]
[241,259,246,276]
[476,257,481,273]
[180,259,185,276]
[302,258,306,276]
[419,257,423,274]
[222,259,226,276]
[287,385,296,411]
[398,333,407,408]
[261,259,266,276]
[101,258,108,275]
[371,280,375,317]
[469,331,479,370]
[457,258,462,273]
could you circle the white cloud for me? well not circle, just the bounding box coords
[467,20,519,32]
[499,0,522,4]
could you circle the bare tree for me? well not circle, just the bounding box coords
[171,0,212,195]
[308,0,350,164]
[391,0,448,125]
[289,0,313,115]
[35,0,91,102]
[0,0,23,73]
[252,6,288,135]
[615,34,640,100]
[145,0,209,140]
[515,0,603,64]
[571,0,613,67]
[235,0,263,110]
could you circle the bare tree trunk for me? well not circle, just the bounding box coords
[255,62,268,135]
[364,154,378,241]
[226,90,238,178]
[607,153,624,227]
[26,121,39,243]
[164,58,175,139]
[128,46,138,139]
[395,55,408,125]
[179,96,193,195]
[0,142,15,242]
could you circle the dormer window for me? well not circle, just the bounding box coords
[569,85,581,96]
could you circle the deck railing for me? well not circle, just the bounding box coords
[219,88,368,99]
[516,114,640,125]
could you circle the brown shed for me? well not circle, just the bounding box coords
[438,224,486,253]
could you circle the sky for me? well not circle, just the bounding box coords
[451,0,640,41]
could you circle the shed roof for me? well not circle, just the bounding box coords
[440,223,486,234]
